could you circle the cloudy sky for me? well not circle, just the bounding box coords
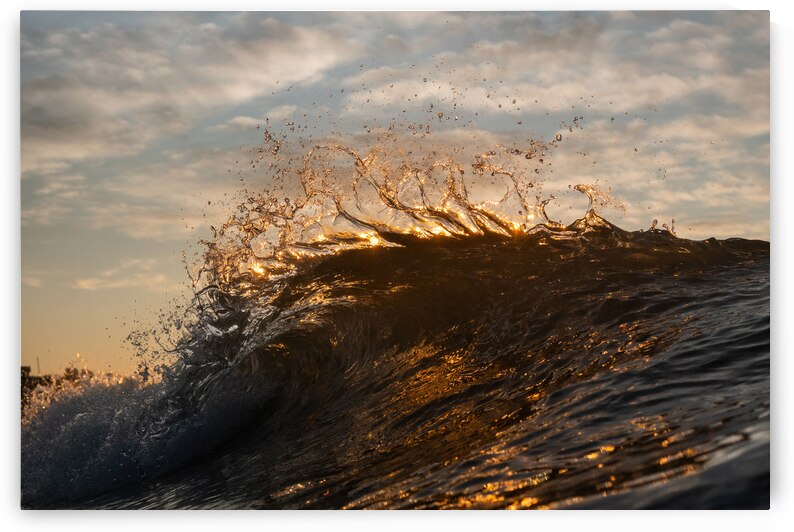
[20,11,769,374]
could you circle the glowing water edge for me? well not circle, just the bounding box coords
[21,130,769,509]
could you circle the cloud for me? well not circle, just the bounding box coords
[213,116,262,131]
[70,258,179,292]
[21,202,73,226]
[91,147,250,238]
[21,14,365,175]
[336,12,767,121]
[22,274,44,288]
[211,105,301,131]
[21,144,245,240]
[33,174,86,198]
[265,105,300,122]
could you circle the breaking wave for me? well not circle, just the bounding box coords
[21,136,769,509]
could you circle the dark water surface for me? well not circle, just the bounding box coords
[22,215,769,509]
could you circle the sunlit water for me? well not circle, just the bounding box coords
[21,220,769,509]
[21,135,769,509]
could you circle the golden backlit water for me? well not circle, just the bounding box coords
[22,123,769,510]
[22,214,769,508]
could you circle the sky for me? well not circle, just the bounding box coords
[20,11,770,375]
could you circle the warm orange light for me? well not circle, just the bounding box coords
[357,232,380,245]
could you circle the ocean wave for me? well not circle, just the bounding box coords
[21,202,769,507]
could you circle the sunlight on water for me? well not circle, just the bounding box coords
[195,116,633,295]
[21,69,768,512]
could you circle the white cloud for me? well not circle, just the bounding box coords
[71,258,180,292]
[212,105,301,131]
[265,105,300,122]
[210,115,262,131]
[33,174,87,198]
[22,274,44,288]
[21,15,365,175]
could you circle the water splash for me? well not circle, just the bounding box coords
[199,129,627,294]
[648,217,677,236]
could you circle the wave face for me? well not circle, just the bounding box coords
[21,211,769,509]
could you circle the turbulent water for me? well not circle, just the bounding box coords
[21,135,770,509]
